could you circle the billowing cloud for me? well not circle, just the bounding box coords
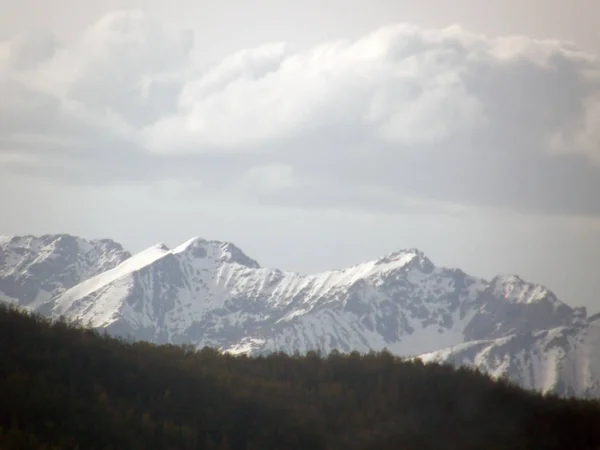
[1,11,600,215]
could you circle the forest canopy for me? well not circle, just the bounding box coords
[1,304,600,450]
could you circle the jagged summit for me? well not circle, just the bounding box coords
[0,234,131,309]
[488,274,566,310]
[375,248,435,273]
[174,236,260,268]
[173,236,208,252]
[4,233,124,248]
[153,243,170,252]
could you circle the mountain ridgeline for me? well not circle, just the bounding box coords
[1,234,599,398]
[2,304,600,450]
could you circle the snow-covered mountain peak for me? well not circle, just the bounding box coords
[153,243,170,252]
[0,233,130,272]
[490,274,564,309]
[0,234,130,267]
[0,234,131,308]
[375,248,435,274]
[173,236,207,253]
[173,237,260,268]
[219,242,261,269]
[311,249,434,291]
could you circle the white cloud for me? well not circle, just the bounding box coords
[1,11,600,216]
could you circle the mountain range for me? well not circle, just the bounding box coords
[1,233,598,398]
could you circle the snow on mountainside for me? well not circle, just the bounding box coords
[0,234,130,310]
[0,234,597,397]
[418,315,600,398]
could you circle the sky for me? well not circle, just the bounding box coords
[1,0,599,312]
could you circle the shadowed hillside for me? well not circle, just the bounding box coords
[1,304,600,450]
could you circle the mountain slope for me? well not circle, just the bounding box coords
[45,238,580,356]
[418,315,600,398]
[0,234,130,310]
[0,234,596,397]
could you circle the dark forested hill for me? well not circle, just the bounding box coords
[1,304,600,450]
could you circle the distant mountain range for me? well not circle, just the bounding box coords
[1,234,598,398]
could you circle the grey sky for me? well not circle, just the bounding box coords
[1,0,600,313]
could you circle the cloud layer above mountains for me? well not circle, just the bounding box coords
[1,10,599,215]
